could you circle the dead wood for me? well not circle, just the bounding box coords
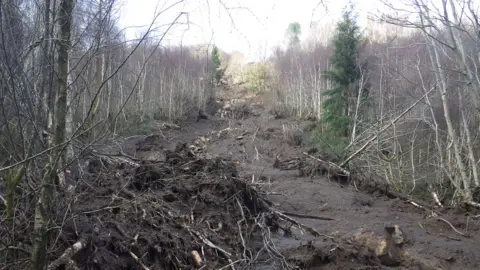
[340,86,436,167]
[430,216,471,238]
[128,250,150,270]
[45,141,298,269]
[269,207,331,238]
[279,211,335,221]
[303,152,350,177]
[47,239,87,270]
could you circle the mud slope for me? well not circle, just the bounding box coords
[155,87,479,269]
[121,86,480,270]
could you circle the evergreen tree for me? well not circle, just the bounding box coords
[211,45,223,86]
[321,4,363,138]
[286,22,301,48]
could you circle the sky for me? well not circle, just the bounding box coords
[117,0,401,61]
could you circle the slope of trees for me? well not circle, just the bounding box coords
[268,1,480,206]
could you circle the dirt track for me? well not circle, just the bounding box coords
[48,87,480,270]
[129,87,480,270]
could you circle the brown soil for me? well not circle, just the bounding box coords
[40,87,480,269]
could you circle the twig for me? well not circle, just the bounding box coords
[236,198,247,258]
[431,191,443,207]
[218,259,243,270]
[266,192,286,196]
[128,250,150,270]
[419,221,462,241]
[280,211,335,221]
[270,208,333,238]
[47,239,87,270]
[431,216,471,238]
[253,144,260,162]
[411,201,469,238]
[0,194,6,206]
[184,225,232,257]
[161,121,180,129]
[408,200,441,216]
[81,206,119,214]
[0,122,101,173]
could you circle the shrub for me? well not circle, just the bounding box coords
[242,62,270,93]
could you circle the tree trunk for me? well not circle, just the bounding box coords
[31,0,74,268]
[423,19,472,200]
[39,0,52,129]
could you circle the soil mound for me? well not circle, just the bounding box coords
[53,142,276,269]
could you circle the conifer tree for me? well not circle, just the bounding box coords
[286,22,301,48]
[321,4,363,138]
[211,45,223,86]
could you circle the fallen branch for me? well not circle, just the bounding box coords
[431,216,471,238]
[303,152,349,176]
[218,259,243,270]
[466,200,480,208]
[270,208,332,238]
[185,225,232,257]
[47,239,87,270]
[280,211,334,221]
[0,194,6,206]
[431,192,443,207]
[406,199,444,217]
[340,86,436,167]
[129,250,150,270]
[409,201,469,238]
[161,121,180,129]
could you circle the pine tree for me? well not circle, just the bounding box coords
[286,22,301,48]
[321,4,362,138]
[211,45,223,86]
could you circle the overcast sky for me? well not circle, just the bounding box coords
[117,0,396,61]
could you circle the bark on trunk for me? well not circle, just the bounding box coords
[31,0,74,268]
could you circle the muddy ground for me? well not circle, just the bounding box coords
[43,87,480,270]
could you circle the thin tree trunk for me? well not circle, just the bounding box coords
[40,0,52,128]
[423,17,472,200]
[459,90,479,187]
[31,0,74,268]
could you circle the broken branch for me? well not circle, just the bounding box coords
[128,250,151,270]
[303,152,350,176]
[340,86,436,167]
[269,207,333,238]
[280,211,335,221]
[47,239,87,270]
[185,225,232,257]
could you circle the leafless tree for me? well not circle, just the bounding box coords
[266,0,480,206]
[0,0,219,268]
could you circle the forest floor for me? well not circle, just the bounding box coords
[50,86,480,270]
